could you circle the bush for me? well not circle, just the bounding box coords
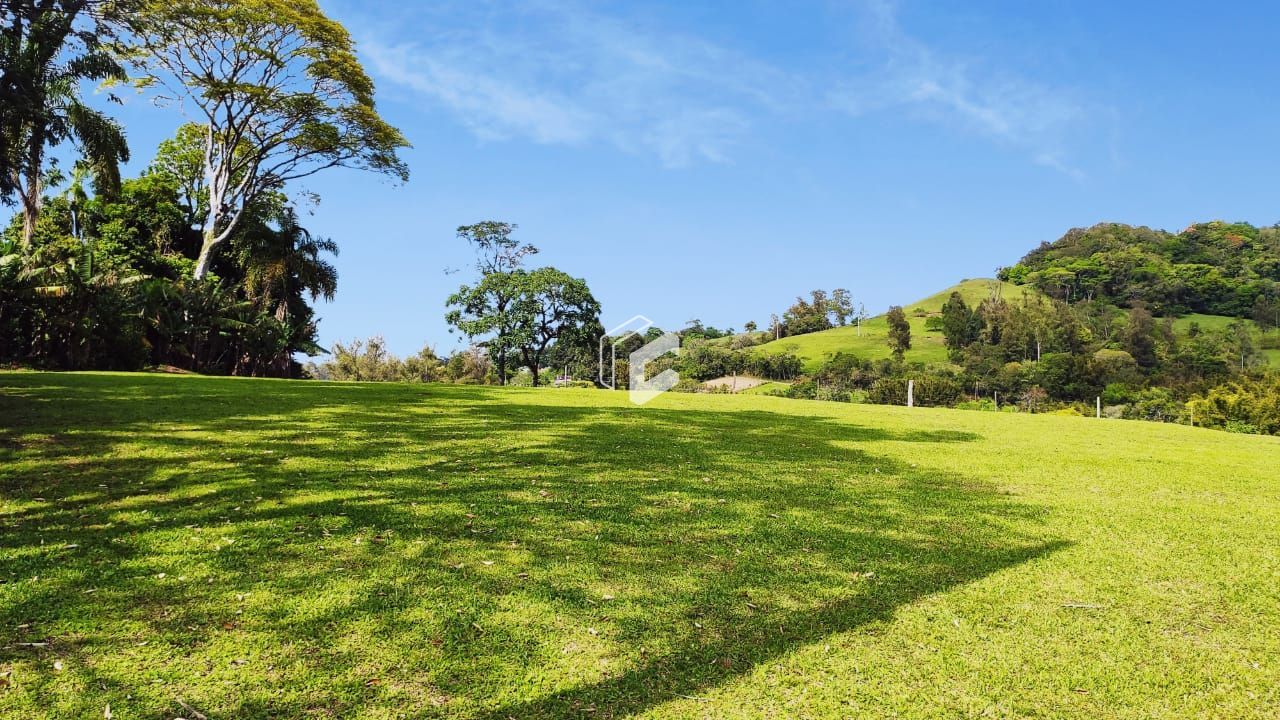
[1101,382,1136,405]
[867,376,963,407]
[747,351,803,380]
[1187,374,1280,434]
[1123,387,1183,423]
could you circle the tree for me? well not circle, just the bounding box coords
[137,0,409,279]
[1253,292,1279,332]
[445,222,538,384]
[886,305,911,360]
[1124,304,1157,369]
[446,270,523,385]
[744,320,757,333]
[939,291,978,359]
[510,267,601,386]
[829,288,853,326]
[234,206,337,320]
[782,291,832,335]
[456,221,537,275]
[1226,320,1258,371]
[1,0,132,247]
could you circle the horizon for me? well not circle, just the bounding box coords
[97,0,1280,356]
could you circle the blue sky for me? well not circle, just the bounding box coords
[107,0,1280,356]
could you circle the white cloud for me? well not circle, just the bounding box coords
[828,0,1090,178]
[358,0,1095,174]
[361,1,794,167]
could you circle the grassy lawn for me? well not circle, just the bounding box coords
[2,372,1279,718]
[753,279,1036,372]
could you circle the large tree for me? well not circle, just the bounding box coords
[446,270,526,386]
[444,222,538,384]
[510,267,601,387]
[0,0,132,246]
[829,288,853,326]
[137,0,409,279]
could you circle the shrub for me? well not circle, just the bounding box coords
[747,351,804,380]
[867,376,962,407]
[1123,387,1184,423]
[1101,382,1136,405]
[1186,374,1280,434]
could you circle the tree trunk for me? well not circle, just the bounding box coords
[20,138,43,248]
[193,231,219,280]
[21,199,37,247]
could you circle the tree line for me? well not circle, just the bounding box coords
[1001,221,1280,318]
[759,285,1279,435]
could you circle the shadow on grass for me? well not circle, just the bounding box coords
[0,373,1065,719]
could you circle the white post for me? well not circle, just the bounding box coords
[1096,396,1101,419]
[907,379,914,408]
[994,390,999,411]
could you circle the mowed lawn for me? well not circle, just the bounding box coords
[1,373,1278,719]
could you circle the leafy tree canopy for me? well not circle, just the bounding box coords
[1001,221,1280,316]
[135,0,410,278]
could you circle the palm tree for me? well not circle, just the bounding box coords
[230,207,338,376]
[235,208,339,322]
[0,1,131,247]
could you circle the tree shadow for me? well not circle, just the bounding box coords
[0,373,1066,718]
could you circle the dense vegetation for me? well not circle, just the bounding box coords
[1001,221,1280,318]
[0,0,406,377]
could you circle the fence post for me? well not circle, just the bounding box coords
[907,379,914,408]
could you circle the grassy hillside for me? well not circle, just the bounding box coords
[1172,313,1280,366]
[2,373,1278,718]
[754,278,1037,372]
[751,281,1278,373]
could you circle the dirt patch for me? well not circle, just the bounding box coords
[702,375,768,392]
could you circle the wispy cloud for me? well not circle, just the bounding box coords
[827,0,1091,178]
[361,1,795,167]
[357,0,1096,175]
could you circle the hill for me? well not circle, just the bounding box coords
[752,278,1038,372]
[3,372,1278,718]
[1004,221,1280,316]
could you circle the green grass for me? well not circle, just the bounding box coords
[736,380,790,396]
[753,279,1038,372]
[1172,313,1280,366]
[2,372,1279,719]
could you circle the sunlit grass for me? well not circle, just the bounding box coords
[1,372,1278,718]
